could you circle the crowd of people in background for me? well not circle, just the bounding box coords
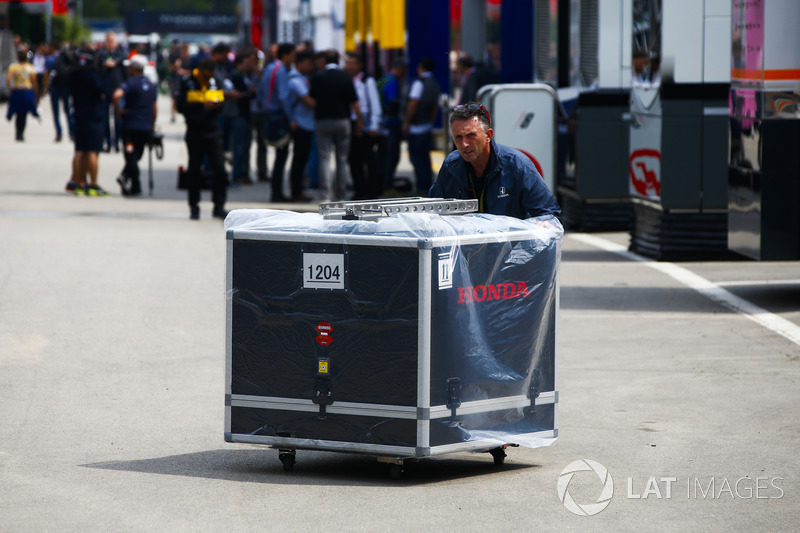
[6,33,499,214]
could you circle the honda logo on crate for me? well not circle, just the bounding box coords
[457,282,531,304]
[629,149,661,198]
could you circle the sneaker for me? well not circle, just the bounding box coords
[190,206,200,220]
[65,180,78,193]
[212,206,229,219]
[116,175,132,196]
[87,185,110,197]
[74,185,87,196]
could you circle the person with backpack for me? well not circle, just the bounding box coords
[377,58,407,194]
[403,57,441,196]
[257,42,296,203]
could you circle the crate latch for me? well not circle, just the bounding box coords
[446,377,461,420]
[313,378,333,419]
[527,369,540,415]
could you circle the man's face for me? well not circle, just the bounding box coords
[344,56,360,77]
[297,58,314,75]
[451,117,493,165]
[199,68,215,84]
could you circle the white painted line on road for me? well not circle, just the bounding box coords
[716,279,800,287]
[569,233,800,348]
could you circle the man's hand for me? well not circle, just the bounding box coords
[203,99,222,110]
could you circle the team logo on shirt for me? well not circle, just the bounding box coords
[498,186,509,198]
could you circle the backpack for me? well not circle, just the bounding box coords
[50,49,76,88]
[377,74,400,119]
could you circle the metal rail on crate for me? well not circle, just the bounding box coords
[319,198,478,220]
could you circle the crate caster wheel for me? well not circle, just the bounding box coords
[279,450,296,472]
[388,464,403,480]
[489,446,506,466]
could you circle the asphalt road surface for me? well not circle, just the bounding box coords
[1,95,798,531]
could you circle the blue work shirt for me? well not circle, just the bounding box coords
[430,139,561,219]
[258,60,293,121]
[119,74,156,132]
[288,69,314,132]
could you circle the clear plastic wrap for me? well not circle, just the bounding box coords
[225,209,562,455]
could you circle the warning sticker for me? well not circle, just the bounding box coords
[315,322,333,346]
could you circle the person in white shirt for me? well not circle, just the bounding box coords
[344,53,383,200]
[402,56,441,195]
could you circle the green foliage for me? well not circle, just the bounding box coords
[83,0,121,19]
[51,16,91,46]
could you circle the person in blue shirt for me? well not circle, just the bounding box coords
[377,59,407,194]
[287,50,316,202]
[112,55,157,197]
[430,102,561,220]
[258,42,296,203]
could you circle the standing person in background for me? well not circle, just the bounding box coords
[5,49,39,142]
[306,50,327,190]
[46,42,75,142]
[32,44,48,101]
[100,32,127,152]
[403,57,441,196]
[210,43,236,159]
[377,58,407,194]
[248,52,268,183]
[175,59,228,220]
[287,50,316,202]
[68,47,110,196]
[344,53,382,200]
[229,50,258,185]
[258,42,296,202]
[309,49,362,202]
[112,55,157,197]
[455,54,480,105]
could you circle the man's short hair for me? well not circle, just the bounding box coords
[295,50,313,64]
[449,101,491,133]
[277,42,296,60]
[198,58,216,73]
[456,54,474,69]
[211,43,230,56]
[419,56,435,72]
[324,49,340,65]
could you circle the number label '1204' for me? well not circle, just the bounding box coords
[303,253,345,289]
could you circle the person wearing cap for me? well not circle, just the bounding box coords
[175,58,228,220]
[430,102,560,219]
[112,54,157,197]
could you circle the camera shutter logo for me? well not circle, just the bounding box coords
[557,459,614,516]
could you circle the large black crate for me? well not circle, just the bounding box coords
[225,210,562,460]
